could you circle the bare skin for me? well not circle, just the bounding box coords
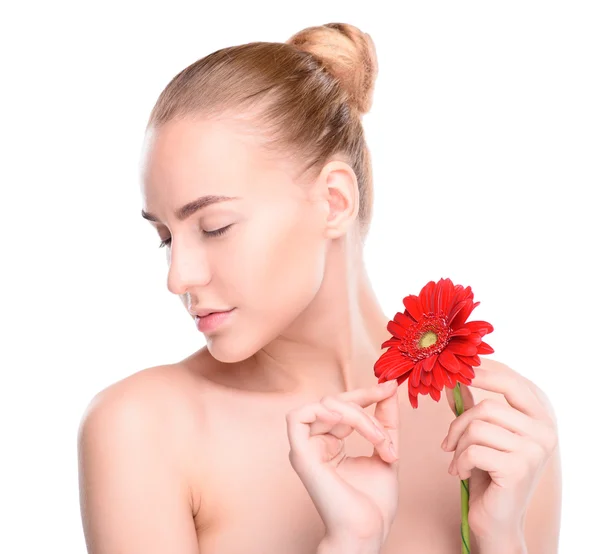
[184,348,470,553]
[79,117,552,553]
[82,346,469,554]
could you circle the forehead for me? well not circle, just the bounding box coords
[140,117,293,206]
[142,117,257,185]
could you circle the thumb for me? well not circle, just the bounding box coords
[445,382,475,416]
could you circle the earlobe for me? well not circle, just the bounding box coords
[321,161,359,239]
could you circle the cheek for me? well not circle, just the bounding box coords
[207,211,325,362]
[267,226,325,304]
[235,210,325,318]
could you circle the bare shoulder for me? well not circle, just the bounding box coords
[77,361,208,553]
[77,362,195,444]
[78,359,211,481]
[80,364,193,438]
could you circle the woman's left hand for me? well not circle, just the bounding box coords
[441,360,559,543]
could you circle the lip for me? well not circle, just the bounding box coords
[195,308,235,333]
[192,307,233,318]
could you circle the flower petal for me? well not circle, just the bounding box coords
[432,362,446,390]
[442,369,454,387]
[449,327,471,338]
[466,333,483,346]
[395,371,412,386]
[452,284,473,307]
[381,337,401,349]
[464,320,494,336]
[447,300,468,325]
[450,373,459,388]
[422,369,432,386]
[455,373,472,386]
[374,348,414,380]
[456,354,481,366]
[387,320,409,339]
[421,354,438,372]
[418,280,436,313]
[403,295,424,321]
[429,387,441,402]
[438,349,463,373]
[440,278,455,313]
[410,360,424,387]
[452,355,476,376]
[382,370,412,387]
[393,311,417,329]
[461,364,476,380]
[409,392,419,409]
[477,341,495,354]
[446,339,478,356]
[433,279,448,314]
[451,300,476,329]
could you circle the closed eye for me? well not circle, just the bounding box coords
[158,224,234,248]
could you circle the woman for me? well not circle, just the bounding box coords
[77,22,562,554]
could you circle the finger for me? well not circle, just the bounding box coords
[448,420,520,474]
[442,399,540,452]
[469,364,545,420]
[309,409,345,436]
[451,444,513,482]
[364,412,398,463]
[365,412,393,446]
[445,382,475,416]
[522,377,557,424]
[320,397,397,463]
[336,379,399,409]
[373,383,400,456]
[286,403,343,454]
[285,404,369,528]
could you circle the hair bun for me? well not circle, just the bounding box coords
[286,22,379,115]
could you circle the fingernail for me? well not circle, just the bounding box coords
[389,442,398,459]
[441,437,448,450]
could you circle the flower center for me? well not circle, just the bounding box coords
[419,330,438,349]
[398,312,451,362]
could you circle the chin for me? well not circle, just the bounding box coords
[205,336,259,364]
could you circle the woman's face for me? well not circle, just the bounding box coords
[140,117,333,362]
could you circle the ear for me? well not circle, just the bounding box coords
[318,160,360,239]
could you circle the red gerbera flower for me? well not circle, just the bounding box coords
[374,277,494,409]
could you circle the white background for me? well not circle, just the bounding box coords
[1,1,598,552]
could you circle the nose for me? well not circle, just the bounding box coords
[166,239,211,295]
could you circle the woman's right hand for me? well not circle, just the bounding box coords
[285,379,401,548]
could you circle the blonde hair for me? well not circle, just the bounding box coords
[146,22,379,240]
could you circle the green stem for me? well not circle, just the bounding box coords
[453,383,471,554]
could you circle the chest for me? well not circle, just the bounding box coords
[190,395,467,554]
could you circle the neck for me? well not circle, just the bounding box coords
[246,233,391,397]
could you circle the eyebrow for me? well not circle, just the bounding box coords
[141,195,240,223]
